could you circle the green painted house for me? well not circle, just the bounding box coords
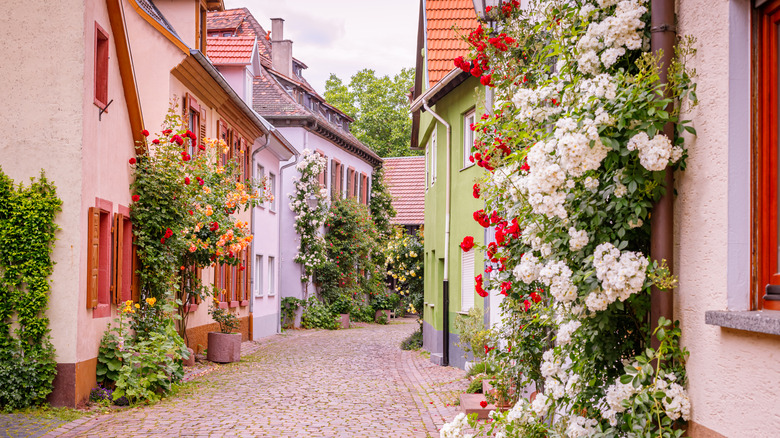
[409,0,493,368]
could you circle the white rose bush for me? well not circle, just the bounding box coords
[289,149,328,287]
[445,0,696,437]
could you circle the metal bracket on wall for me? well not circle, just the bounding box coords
[98,99,114,121]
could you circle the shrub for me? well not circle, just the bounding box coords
[280,297,305,329]
[301,297,338,330]
[208,297,240,333]
[400,327,423,350]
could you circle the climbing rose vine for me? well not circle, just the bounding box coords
[442,0,697,436]
[290,149,328,288]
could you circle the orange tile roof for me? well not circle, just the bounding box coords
[384,156,426,225]
[206,36,255,65]
[426,0,479,87]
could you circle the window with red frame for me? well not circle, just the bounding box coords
[94,23,109,107]
[331,160,342,199]
[347,167,355,198]
[754,0,780,310]
[360,173,368,204]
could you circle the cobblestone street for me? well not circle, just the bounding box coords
[39,319,466,438]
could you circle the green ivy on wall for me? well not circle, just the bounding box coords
[0,168,61,410]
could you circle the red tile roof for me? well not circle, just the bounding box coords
[384,156,426,225]
[206,37,255,65]
[426,0,479,87]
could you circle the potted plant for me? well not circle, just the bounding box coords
[371,291,398,322]
[207,298,241,363]
[330,294,352,329]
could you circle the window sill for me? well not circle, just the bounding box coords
[92,303,111,319]
[459,164,475,172]
[218,301,228,310]
[240,300,249,307]
[705,310,780,336]
[185,303,199,313]
[229,300,239,308]
[456,311,470,316]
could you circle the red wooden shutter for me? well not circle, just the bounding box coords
[111,213,124,304]
[87,207,100,308]
[199,107,207,153]
[131,236,140,302]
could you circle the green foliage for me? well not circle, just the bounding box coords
[370,290,400,311]
[466,375,486,394]
[324,68,418,158]
[329,294,353,315]
[0,168,60,410]
[290,150,328,287]
[280,297,305,329]
[349,301,375,323]
[208,298,240,334]
[130,105,264,341]
[97,300,189,404]
[454,307,491,362]
[400,326,423,351]
[300,297,339,330]
[368,167,396,240]
[384,228,424,317]
[315,198,382,305]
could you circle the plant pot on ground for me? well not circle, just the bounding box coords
[375,309,391,323]
[330,294,353,329]
[207,298,241,363]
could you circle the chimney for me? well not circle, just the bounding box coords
[270,18,293,78]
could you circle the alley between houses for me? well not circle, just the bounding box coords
[37,319,466,438]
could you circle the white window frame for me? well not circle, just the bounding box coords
[268,256,276,296]
[256,164,265,209]
[461,250,475,311]
[463,110,476,169]
[255,254,264,297]
[269,173,277,212]
[425,143,430,189]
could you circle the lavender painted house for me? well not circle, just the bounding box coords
[207,9,381,327]
[205,31,297,340]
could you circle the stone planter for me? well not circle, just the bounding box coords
[183,347,195,367]
[338,313,350,329]
[207,332,241,363]
[375,309,391,322]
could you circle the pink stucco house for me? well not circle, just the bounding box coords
[0,0,297,406]
[207,9,382,319]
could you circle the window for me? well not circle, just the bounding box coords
[347,167,356,198]
[331,159,343,199]
[218,120,229,166]
[461,250,475,311]
[111,212,136,305]
[425,142,430,188]
[185,94,201,157]
[257,165,265,209]
[360,173,368,204]
[315,150,328,190]
[255,255,264,297]
[269,173,277,211]
[464,110,476,168]
[214,249,250,306]
[431,128,437,184]
[754,0,780,311]
[268,256,276,295]
[94,23,109,107]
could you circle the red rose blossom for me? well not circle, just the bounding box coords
[480,400,488,408]
[142,129,149,136]
[184,177,191,185]
[129,157,136,165]
[460,236,474,252]
[132,194,140,202]
[480,74,493,86]
[209,222,219,232]
[472,183,480,198]
[152,139,160,144]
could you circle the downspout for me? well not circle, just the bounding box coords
[649,0,675,350]
[277,140,302,334]
[423,101,452,367]
[249,133,270,322]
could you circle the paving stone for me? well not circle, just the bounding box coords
[39,318,468,438]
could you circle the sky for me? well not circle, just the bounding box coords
[224,0,419,95]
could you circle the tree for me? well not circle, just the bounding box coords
[324,68,419,158]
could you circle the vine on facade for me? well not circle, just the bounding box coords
[442,0,697,436]
[0,169,60,410]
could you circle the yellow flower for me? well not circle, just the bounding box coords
[125,300,133,306]
[410,271,416,277]
[134,303,140,309]
[145,297,156,306]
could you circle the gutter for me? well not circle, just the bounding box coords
[423,100,452,367]
[190,50,270,137]
[249,132,271,321]
[277,144,301,334]
[649,0,675,350]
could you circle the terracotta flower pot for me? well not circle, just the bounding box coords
[375,309,391,322]
[183,347,195,367]
[338,313,350,329]
[207,332,241,363]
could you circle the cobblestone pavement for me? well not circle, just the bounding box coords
[0,413,68,438]
[42,318,468,438]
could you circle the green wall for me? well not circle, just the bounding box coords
[421,76,486,335]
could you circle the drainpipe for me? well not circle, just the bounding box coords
[249,132,271,322]
[649,0,675,349]
[423,101,451,367]
[277,138,301,334]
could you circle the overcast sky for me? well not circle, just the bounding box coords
[224,0,419,95]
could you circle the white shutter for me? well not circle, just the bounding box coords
[461,250,475,311]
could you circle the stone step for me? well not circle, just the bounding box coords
[459,393,496,420]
